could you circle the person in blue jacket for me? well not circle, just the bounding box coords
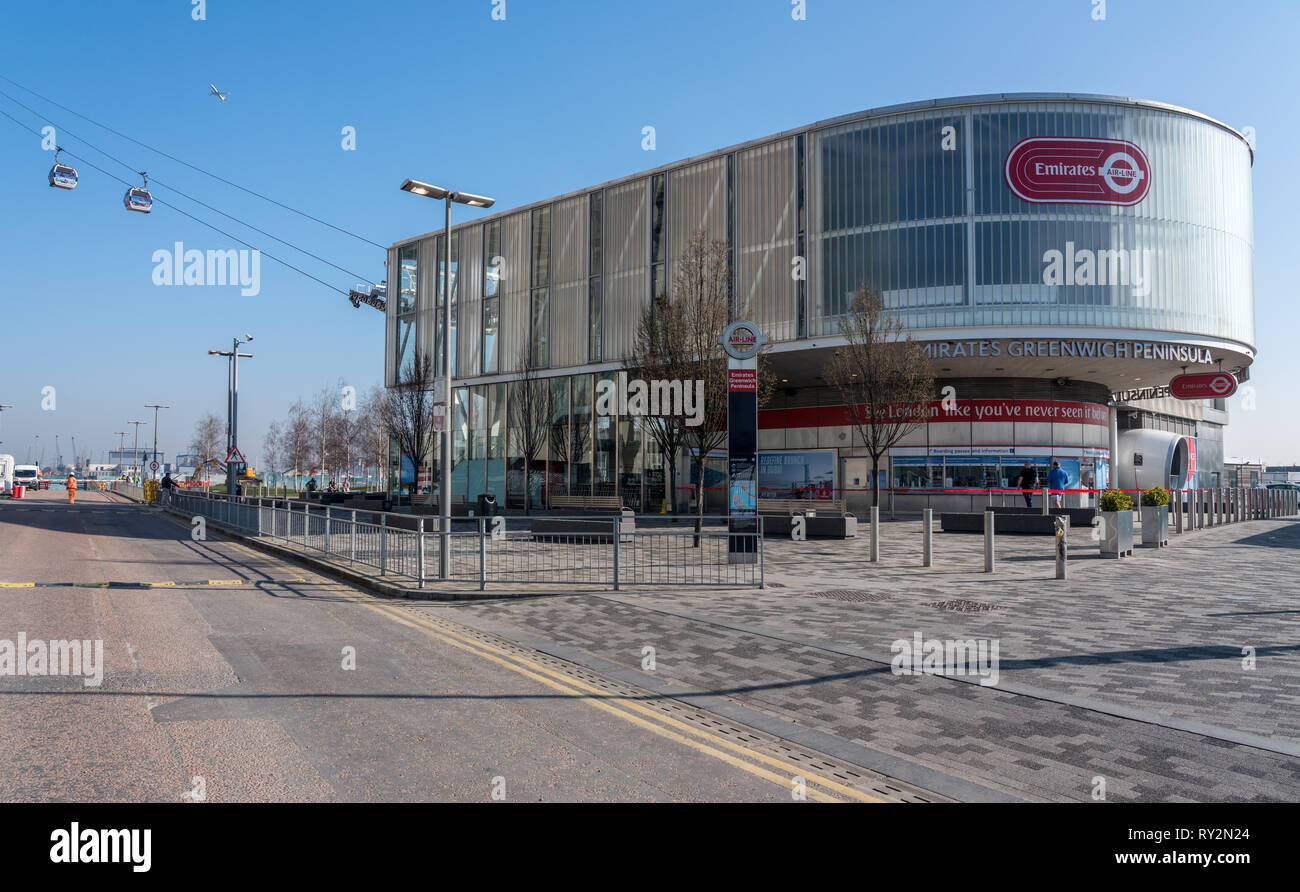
[1048,460,1069,509]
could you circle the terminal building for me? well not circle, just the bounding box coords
[386,93,1255,514]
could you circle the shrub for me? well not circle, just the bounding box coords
[1099,489,1134,512]
[1141,486,1170,507]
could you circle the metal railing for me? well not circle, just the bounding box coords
[170,491,763,590]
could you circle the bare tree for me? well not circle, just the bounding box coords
[379,349,437,505]
[823,284,936,508]
[633,231,747,534]
[263,420,283,482]
[189,412,224,482]
[358,385,389,491]
[283,400,314,490]
[509,344,549,513]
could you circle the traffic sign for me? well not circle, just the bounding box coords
[1169,372,1237,400]
[225,446,246,464]
[149,460,160,472]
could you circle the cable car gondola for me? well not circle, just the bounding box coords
[48,149,77,190]
[124,172,152,213]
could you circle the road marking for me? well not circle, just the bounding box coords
[364,600,845,801]
[207,538,876,799]
[353,593,881,802]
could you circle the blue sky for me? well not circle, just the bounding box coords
[0,0,1295,467]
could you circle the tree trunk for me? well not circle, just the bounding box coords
[693,453,705,547]
[667,455,678,516]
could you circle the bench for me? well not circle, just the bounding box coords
[756,498,857,539]
[941,512,1068,535]
[989,506,1096,528]
[531,494,635,542]
[548,495,627,514]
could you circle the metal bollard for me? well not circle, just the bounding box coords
[1041,487,1049,515]
[1054,515,1068,580]
[984,509,995,573]
[417,517,426,588]
[380,514,387,576]
[922,508,933,568]
[1174,490,1183,534]
[871,506,880,563]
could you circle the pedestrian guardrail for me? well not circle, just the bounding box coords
[169,491,763,591]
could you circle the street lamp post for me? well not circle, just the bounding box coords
[399,179,495,579]
[209,336,253,499]
[145,404,169,480]
[127,421,147,482]
[114,431,127,476]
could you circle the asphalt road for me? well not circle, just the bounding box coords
[0,489,899,803]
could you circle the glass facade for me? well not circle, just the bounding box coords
[811,101,1254,347]
[394,244,417,378]
[388,96,1254,508]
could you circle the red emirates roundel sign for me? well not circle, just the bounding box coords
[1169,372,1238,400]
[1005,137,1152,206]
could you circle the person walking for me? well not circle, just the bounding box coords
[1048,460,1069,509]
[1016,460,1037,508]
[65,471,77,505]
[160,472,176,507]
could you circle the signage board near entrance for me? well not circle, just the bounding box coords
[720,320,762,564]
[1169,371,1237,400]
[1005,137,1152,206]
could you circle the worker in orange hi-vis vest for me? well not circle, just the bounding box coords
[66,472,77,504]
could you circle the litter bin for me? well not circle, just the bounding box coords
[477,493,497,517]
[12,484,25,499]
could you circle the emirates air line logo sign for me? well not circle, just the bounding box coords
[1005,137,1151,206]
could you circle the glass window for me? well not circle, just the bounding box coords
[482,298,499,375]
[594,373,617,498]
[486,383,506,501]
[891,459,939,490]
[570,374,593,497]
[531,206,551,289]
[588,277,602,362]
[531,287,549,367]
[549,377,570,500]
[650,174,666,263]
[484,220,501,298]
[589,191,603,274]
[618,415,643,512]
[395,314,415,378]
[398,245,417,314]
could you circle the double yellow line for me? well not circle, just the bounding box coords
[336,588,882,803]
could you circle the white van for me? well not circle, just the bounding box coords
[13,464,41,493]
[0,455,13,494]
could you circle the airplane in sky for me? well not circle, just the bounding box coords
[209,84,228,102]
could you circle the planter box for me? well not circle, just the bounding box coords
[1140,505,1169,547]
[1100,510,1134,558]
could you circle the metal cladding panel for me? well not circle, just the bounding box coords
[458,225,484,378]
[603,178,649,360]
[735,138,797,343]
[499,213,530,373]
[416,236,437,372]
[667,158,726,281]
[550,196,588,368]
[385,247,398,387]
